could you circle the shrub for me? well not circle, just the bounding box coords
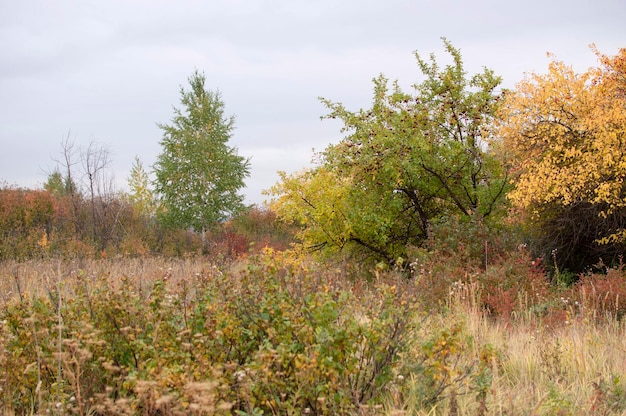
[571,263,626,320]
[0,251,420,415]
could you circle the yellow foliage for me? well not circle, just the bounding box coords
[497,47,626,242]
[266,167,354,255]
[38,231,48,249]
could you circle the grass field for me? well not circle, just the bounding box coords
[1,254,625,415]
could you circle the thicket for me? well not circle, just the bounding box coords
[0,183,292,262]
[0,253,457,414]
[1,251,626,415]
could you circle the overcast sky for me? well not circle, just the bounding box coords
[1,0,624,205]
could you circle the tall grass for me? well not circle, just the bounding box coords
[401,285,626,415]
[1,256,625,415]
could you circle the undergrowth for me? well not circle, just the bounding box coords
[1,250,625,415]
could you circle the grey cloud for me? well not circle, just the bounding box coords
[0,0,624,204]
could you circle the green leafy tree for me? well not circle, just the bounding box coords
[44,169,66,196]
[269,40,509,265]
[154,70,250,246]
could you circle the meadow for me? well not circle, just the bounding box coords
[2,42,626,416]
[1,249,625,415]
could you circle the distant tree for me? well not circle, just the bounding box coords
[47,135,122,254]
[497,47,626,272]
[127,156,156,219]
[44,169,66,196]
[53,135,82,236]
[153,70,250,249]
[269,40,508,266]
[229,205,297,251]
[81,140,113,249]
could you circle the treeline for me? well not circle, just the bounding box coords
[0,182,293,261]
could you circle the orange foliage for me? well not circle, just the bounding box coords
[0,187,56,258]
[497,47,626,243]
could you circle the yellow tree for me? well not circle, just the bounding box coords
[497,47,626,272]
[127,156,157,219]
[267,166,358,257]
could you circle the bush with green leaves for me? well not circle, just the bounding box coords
[0,251,424,415]
[269,39,509,270]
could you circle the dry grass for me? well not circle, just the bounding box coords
[395,291,626,415]
[0,257,227,306]
[1,257,626,415]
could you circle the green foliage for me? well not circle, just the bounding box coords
[269,39,509,267]
[44,168,79,198]
[154,70,250,234]
[4,254,626,414]
[591,374,626,414]
[206,250,419,414]
[0,252,421,415]
[44,169,66,196]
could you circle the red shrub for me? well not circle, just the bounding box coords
[572,264,626,320]
[479,248,551,320]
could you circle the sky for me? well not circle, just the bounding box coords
[1,0,624,206]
